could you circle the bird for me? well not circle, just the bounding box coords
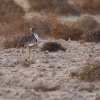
[17,28,38,53]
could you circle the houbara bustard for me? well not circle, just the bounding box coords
[17,28,38,53]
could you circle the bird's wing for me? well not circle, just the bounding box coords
[17,36,30,47]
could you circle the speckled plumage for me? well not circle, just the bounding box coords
[17,34,37,47]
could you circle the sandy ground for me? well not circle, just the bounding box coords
[0,38,100,100]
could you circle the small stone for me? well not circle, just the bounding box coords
[49,65,55,68]
[85,84,95,92]
[95,94,100,100]
[79,84,95,92]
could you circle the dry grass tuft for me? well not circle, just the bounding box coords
[41,42,66,52]
[70,60,100,82]
[75,15,100,42]
[84,29,100,43]
[77,15,100,30]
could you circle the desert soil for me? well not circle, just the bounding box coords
[0,38,100,100]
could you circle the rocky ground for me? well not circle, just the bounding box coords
[0,38,100,100]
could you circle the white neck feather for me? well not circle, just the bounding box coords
[32,32,38,41]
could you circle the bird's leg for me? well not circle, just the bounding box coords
[28,46,31,53]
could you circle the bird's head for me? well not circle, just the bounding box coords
[30,28,36,33]
[30,27,38,41]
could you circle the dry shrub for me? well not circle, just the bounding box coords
[73,0,100,14]
[0,0,24,23]
[49,15,87,41]
[1,12,23,24]
[0,0,24,42]
[75,15,100,42]
[70,60,100,82]
[76,15,100,42]
[49,14,100,42]
[0,0,24,39]
[29,0,100,15]
[28,0,80,15]
[84,29,100,43]
[41,42,66,52]
[77,15,100,30]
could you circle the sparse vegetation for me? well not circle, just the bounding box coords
[49,14,100,42]
[72,0,100,14]
[84,29,100,42]
[0,0,24,23]
[70,60,100,82]
[41,42,66,52]
[28,0,80,15]
[29,0,100,15]
[76,15,100,30]
[48,14,91,41]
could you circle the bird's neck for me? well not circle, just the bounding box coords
[31,31,35,35]
[32,32,38,42]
